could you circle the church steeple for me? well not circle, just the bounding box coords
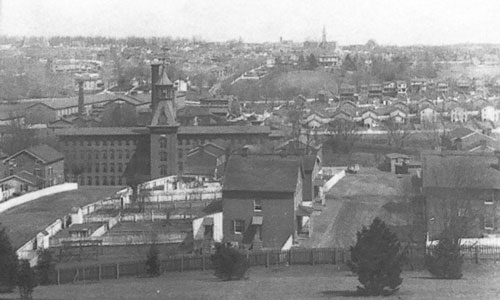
[322,25,327,44]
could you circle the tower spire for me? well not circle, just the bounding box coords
[322,25,326,44]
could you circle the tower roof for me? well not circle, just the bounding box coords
[156,68,173,86]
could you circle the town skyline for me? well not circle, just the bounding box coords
[2,0,500,46]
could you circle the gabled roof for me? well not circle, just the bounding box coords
[156,69,173,86]
[150,101,177,126]
[3,144,64,165]
[421,151,500,189]
[223,155,301,193]
[0,171,41,186]
[187,142,226,158]
[447,127,475,140]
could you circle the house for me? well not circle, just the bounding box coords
[456,76,472,93]
[368,83,383,101]
[222,155,307,250]
[384,153,410,174]
[396,81,408,95]
[410,78,427,94]
[1,144,65,192]
[389,108,407,123]
[24,103,58,125]
[481,105,499,122]
[184,142,227,178]
[420,107,439,124]
[450,106,468,123]
[383,81,397,97]
[436,81,449,94]
[302,111,330,129]
[339,85,357,102]
[360,109,380,128]
[421,151,500,240]
[444,127,500,151]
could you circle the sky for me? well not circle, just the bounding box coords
[1,0,500,46]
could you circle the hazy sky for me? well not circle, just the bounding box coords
[1,0,500,45]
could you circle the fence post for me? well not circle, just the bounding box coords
[288,250,292,266]
[116,263,120,279]
[332,248,336,265]
[266,252,270,268]
[57,269,60,285]
[98,264,102,281]
[310,249,314,265]
[202,255,206,271]
[475,245,479,264]
[341,249,345,264]
[180,255,184,272]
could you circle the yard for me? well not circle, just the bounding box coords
[302,167,419,248]
[0,186,124,249]
[1,264,499,300]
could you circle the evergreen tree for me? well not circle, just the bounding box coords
[349,218,406,296]
[425,237,463,279]
[17,260,36,299]
[0,225,18,293]
[145,244,161,277]
[210,243,249,281]
[36,250,56,285]
[307,54,318,70]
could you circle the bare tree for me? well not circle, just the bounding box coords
[383,119,412,150]
[326,118,361,155]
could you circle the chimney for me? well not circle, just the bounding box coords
[151,59,162,111]
[77,79,84,115]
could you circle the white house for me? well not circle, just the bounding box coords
[420,107,438,124]
[481,105,500,122]
[450,107,468,123]
[361,109,380,128]
[389,108,407,124]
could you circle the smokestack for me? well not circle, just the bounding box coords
[77,79,84,115]
[151,59,162,111]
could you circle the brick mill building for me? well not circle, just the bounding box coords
[56,61,276,186]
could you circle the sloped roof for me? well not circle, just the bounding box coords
[223,155,301,193]
[0,171,41,186]
[3,144,64,165]
[187,142,226,158]
[447,127,475,140]
[156,69,173,86]
[422,151,500,189]
[150,101,177,126]
[178,125,271,135]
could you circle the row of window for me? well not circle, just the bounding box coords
[68,162,125,174]
[231,201,263,234]
[80,176,126,186]
[67,149,133,160]
[64,139,137,147]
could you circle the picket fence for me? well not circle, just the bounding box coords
[54,247,351,285]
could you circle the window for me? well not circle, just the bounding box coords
[125,150,130,159]
[160,151,168,161]
[126,140,130,146]
[86,163,92,173]
[87,140,91,146]
[95,163,100,173]
[110,176,115,185]
[110,150,114,159]
[87,151,92,160]
[160,165,168,176]
[117,150,122,159]
[485,216,494,230]
[178,162,184,172]
[160,137,168,148]
[254,199,262,212]
[110,140,114,146]
[110,163,115,172]
[233,220,245,234]
[94,176,100,186]
[102,163,107,173]
[102,176,108,185]
[80,151,85,159]
[102,150,107,159]
[178,151,183,159]
[87,176,92,185]
[118,163,123,172]
[95,150,99,159]
[485,192,494,204]
[118,177,123,185]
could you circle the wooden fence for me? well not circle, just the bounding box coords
[54,248,351,285]
[53,245,500,285]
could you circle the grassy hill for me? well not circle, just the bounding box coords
[225,69,339,101]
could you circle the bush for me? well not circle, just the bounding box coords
[210,243,249,281]
[0,225,18,293]
[17,260,36,299]
[425,237,463,279]
[145,244,161,277]
[349,218,406,296]
[36,250,56,285]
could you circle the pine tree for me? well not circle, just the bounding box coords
[349,218,406,296]
[36,250,56,285]
[0,225,18,293]
[425,237,463,279]
[145,244,161,277]
[17,260,36,299]
[210,243,249,281]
